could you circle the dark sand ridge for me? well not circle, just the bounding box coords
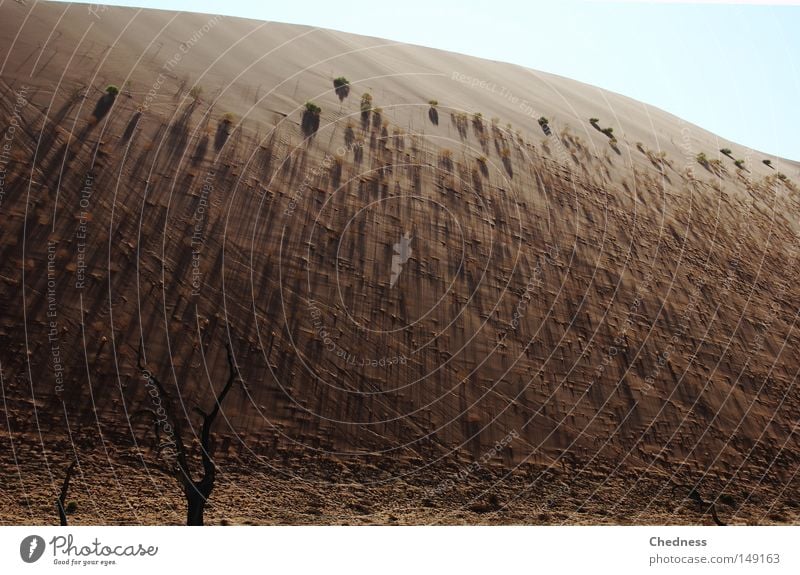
[0,2,799,524]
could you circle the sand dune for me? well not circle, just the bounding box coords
[0,1,799,525]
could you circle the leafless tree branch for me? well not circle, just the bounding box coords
[56,461,76,526]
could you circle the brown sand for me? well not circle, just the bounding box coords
[0,2,799,525]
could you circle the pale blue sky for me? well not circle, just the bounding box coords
[61,0,799,160]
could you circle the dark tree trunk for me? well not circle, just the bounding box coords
[186,495,203,526]
[710,504,726,526]
[676,484,727,526]
[56,462,76,526]
[185,484,211,526]
[184,471,215,526]
[137,339,239,526]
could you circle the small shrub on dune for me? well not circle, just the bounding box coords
[775,172,798,192]
[538,116,551,135]
[720,147,732,157]
[333,77,350,101]
[734,159,745,169]
[91,85,119,122]
[302,101,322,136]
[762,159,774,169]
[360,93,372,127]
[189,85,203,102]
[360,93,373,113]
[696,152,709,169]
[589,117,614,138]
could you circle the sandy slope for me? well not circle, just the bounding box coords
[0,1,799,524]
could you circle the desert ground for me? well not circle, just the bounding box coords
[0,1,799,525]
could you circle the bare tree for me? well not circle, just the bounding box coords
[56,461,76,526]
[136,337,240,525]
[672,484,726,526]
